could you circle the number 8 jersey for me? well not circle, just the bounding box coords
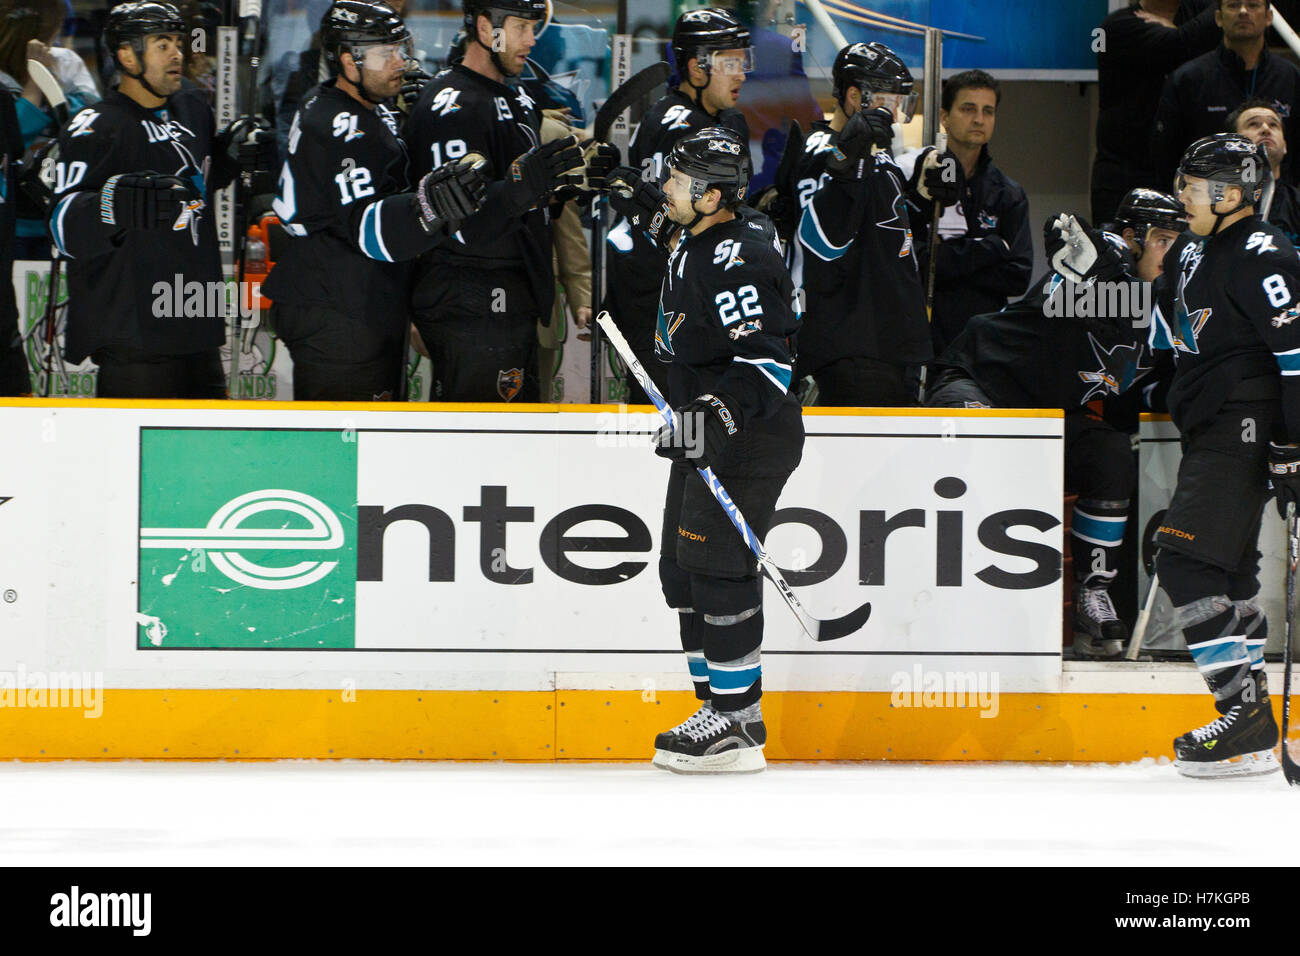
[1150,216,1300,438]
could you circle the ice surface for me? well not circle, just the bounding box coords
[3,760,1297,866]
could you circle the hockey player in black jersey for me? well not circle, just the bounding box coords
[790,41,929,407]
[928,189,1187,659]
[404,0,598,403]
[602,7,752,406]
[47,2,274,399]
[1148,134,1298,777]
[602,127,801,774]
[264,0,488,401]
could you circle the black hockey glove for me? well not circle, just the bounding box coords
[914,146,963,206]
[416,158,488,234]
[581,140,620,192]
[604,166,674,246]
[1045,214,1128,284]
[397,67,432,115]
[654,393,742,471]
[218,115,274,170]
[99,172,198,230]
[1268,443,1300,519]
[826,107,894,182]
[502,134,585,215]
[754,185,796,243]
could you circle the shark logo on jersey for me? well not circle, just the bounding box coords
[67,109,99,138]
[430,88,462,117]
[1272,305,1300,327]
[978,210,999,231]
[875,177,913,258]
[805,130,834,155]
[1078,333,1149,401]
[515,87,536,113]
[655,304,686,354]
[728,318,762,341]
[662,105,693,130]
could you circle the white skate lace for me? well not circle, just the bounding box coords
[683,710,734,743]
[669,705,714,736]
[1079,585,1119,624]
[1190,708,1238,743]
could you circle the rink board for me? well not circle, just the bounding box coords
[0,399,1175,760]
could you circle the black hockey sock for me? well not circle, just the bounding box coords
[1236,599,1269,704]
[1070,497,1128,588]
[676,609,710,703]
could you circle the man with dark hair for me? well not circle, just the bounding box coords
[789,41,930,407]
[1151,0,1300,188]
[1091,0,1219,224]
[47,1,271,398]
[1227,95,1300,244]
[602,6,753,406]
[902,69,1032,356]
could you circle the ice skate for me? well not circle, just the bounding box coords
[651,703,716,767]
[1072,581,1127,660]
[1173,703,1280,778]
[652,710,766,774]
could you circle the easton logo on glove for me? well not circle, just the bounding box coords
[700,393,738,435]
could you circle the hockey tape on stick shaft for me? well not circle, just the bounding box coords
[1125,571,1159,661]
[595,312,869,642]
[27,60,67,128]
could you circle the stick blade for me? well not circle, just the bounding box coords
[812,601,872,642]
[1284,750,1300,787]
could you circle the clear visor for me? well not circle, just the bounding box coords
[356,40,413,70]
[707,48,756,76]
[866,90,919,123]
[1174,174,1228,207]
[665,165,707,202]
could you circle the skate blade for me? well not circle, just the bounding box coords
[652,747,766,775]
[1071,633,1125,660]
[1175,749,1280,779]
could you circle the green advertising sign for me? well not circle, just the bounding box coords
[138,428,357,649]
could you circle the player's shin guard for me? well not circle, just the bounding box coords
[1175,595,1251,712]
[1236,599,1270,705]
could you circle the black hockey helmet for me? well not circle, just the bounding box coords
[462,0,549,31]
[832,41,915,116]
[1115,188,1187,235]
[671,7,753,87]
[321,0,411,74]
[103,1,185,68]
[1176,133,1268,205]
[668,125,751,206]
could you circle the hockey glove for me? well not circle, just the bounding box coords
[217,115,275,175]
[826,107,894,181]
[581,140,620,192]
[99,172,198,230]
[416,158,488,234]
[604,166,674,246]
[502,134,585,215]
[754,185,797,243]
[1269,442,1300,519]
[915,146,963,206]
[654,393,742,471]
[397,67,433,115]
[1045,214,1127,285]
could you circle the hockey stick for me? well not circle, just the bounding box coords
[27,59,68,398]
[1126,571,1159,661]
[596,311,871,642]
[230,0,264,395]
[1283,503,1299,785]
[587,61,670,142]
[917,132,947,403]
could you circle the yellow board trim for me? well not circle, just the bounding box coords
[0,689,1268,762]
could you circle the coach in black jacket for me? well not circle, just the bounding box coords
[905,71,1032,356]
[1151,0,1300,188]
[1091,0,1219,223]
